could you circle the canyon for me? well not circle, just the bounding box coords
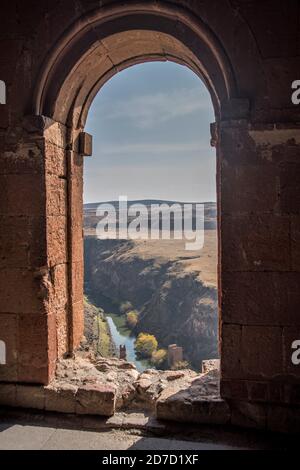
[83,201,218,370]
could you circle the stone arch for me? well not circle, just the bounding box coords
[32,1,245,128]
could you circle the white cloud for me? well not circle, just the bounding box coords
[98,88,212,129]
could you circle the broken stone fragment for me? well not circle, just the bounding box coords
[202,359,220,374]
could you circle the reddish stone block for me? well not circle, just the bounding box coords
[55,308,68,358]
[0,269,44,314]
[240,326,283,380]
[70,301,84,350]
[267,405,300,434]
[221,324,242,379]
[16,385,45,410]
[18,313,50,384]
[247,381,269,402]
[46,215,68,266]
[70,262,84,304]
[280,163,300,215]
[291,216,300,271]
[76,384,116,417]
[221,214,290,272]
[231,401,267,430]
[44,121,67,150]
[46,175,67,217]
[45,384,77,413]
[220,379,248,401]
[0,142,44,175]
[219,128,258,166]
[0,216,47,269]
[284,383,300,405]
[0,174,45,216]
[222,272,300,326]
[49,263,68,310]
[283,327,300,376]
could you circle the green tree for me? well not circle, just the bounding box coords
[151,349,167,367]
[135,333,158,358]
[120,301,133,314]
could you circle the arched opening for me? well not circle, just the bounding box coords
[28,2,250,389]
[83,61,218,374]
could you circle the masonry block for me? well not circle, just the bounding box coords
[221,164,279,214]
[16,384,45,410]
[45,384,77,413]
[221,214,290,272]
[222,272,300,326]
[240,326,283,380]
[18,313,50,384]
[0,269,44,314]
[46,215,68,266]
[45,141,66,177]
[0,384,16,407]
[76,384,116,417]
[221,324,242,379]
[0,216,47,269]
[280,163,300,215]
[231,401,267,430]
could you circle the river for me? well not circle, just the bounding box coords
[106,312,151,372]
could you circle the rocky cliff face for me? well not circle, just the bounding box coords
[84,237,219,369]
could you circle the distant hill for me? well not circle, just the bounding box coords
[83,200,217,233]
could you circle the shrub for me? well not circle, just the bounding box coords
[120,301,133,314]
[135,333,158,358]
[126,310,139,329]
[151,349,167,367]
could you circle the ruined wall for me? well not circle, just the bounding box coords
[0,0,299,431]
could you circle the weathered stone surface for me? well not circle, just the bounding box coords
[16,385,45,410]
[231,401,267,430]
[156,371,230,425]
[202,359,220,374]
[0,384,16,407]
[45,383,77,413]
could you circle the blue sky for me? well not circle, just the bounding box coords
[84,61,216,203]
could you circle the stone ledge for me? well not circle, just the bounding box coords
[0,382,116,417]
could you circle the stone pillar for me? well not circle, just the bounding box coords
[168,344,183,368]
[0,115,85,385]
[219,121,300,411]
